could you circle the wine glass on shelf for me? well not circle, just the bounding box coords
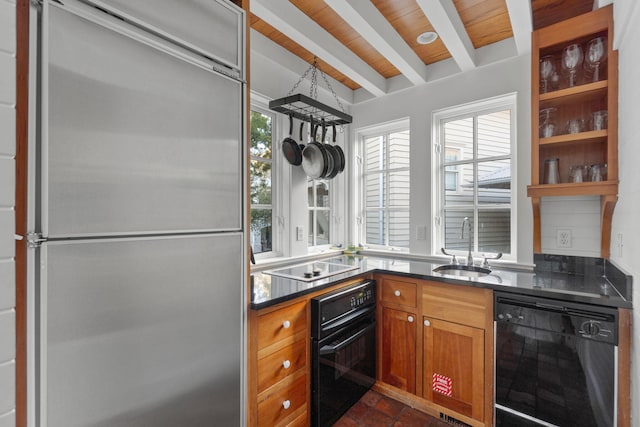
[539,55,555,93]
[585,36,607,82]
[562,43,583,87]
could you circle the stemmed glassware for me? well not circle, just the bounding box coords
[540,55,555,93]
[562,43,583,87]
[585,36,607,82]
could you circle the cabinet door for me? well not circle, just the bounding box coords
[381,306,417,393]
[423,318,484,421]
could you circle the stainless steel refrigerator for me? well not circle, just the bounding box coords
[27,1,246,425]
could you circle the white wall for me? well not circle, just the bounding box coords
[613,0,640,423]
[349,55,534,263]
[0,0,16,425]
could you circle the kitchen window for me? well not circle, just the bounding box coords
[433,94,516,258]
[308,178,331,247]
[250,108,274,254]
[358,122,410,249]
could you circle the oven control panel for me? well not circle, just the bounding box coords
[350,288,374,310]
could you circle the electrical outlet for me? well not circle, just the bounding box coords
[296,226,304,241]
[416,225,427,240]
[556,228,572,248]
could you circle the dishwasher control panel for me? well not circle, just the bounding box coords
[494,292,618,345]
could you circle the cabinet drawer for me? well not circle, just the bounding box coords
[258,301,307,351]
[258,374,307,427]
[258,338,306,393]
[422,281,491,329]
[381,278,417,308]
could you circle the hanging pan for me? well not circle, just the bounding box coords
[302,119,329,179]
[282,114,302,166]
[331,124,346,174]
[323,121,341,179]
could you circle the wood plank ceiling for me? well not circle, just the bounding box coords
[250,0,597,99]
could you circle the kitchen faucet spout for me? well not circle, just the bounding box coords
[461,217,473,266]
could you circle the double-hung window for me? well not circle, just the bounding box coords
[360,122,410,249]
[308,178,331,247]
[433,94,516,258]
[249,108,274,254]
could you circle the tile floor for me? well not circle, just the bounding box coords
[333,389,452,427]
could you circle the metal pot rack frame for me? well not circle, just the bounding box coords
[269,57,352,127]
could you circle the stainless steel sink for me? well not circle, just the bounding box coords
[432,264,491,278]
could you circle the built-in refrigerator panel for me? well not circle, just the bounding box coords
[83,0,244,76]
[39,233,243,427]
[43,2,243,238]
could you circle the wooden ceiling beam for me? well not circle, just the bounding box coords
[416,0,476,72]
[251,0,387,97]
[505,0,532,55]
[324,0,427,85]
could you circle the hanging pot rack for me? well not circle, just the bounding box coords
[269,57,352,127]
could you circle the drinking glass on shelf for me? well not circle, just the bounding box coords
[540,55,555,93]
[539,107,557,138]
[562,43,583,87]
[591,110,608,130]
[585,36,607,82]
[565,118,584,134]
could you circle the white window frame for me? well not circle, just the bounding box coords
[249,98,281,259]
[356,119,411,251]
[432,93,517,261]
[307,178,332,248]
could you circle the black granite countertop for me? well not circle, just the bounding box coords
[250,253,633,310]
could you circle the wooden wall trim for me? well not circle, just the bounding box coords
[15,0,29,426]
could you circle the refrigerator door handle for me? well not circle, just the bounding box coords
[26,232,48,248]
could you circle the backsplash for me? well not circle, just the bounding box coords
[534,254,633,301]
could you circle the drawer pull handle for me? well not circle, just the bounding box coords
[424,319,431,327]
[282,400,291,410]
[407,315,414,323]
[282,320,291,329]
[282,360,291,369]
[394,290,401,297]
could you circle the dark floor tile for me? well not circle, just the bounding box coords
[333,415,360,427]
[360,390,383,407]
[392,407,432,427]
[360,408,395,427]
[373,396,405,419]
[344,401,370,421]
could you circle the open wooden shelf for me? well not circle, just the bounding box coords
[530,5,617,258]
[527,180,617,198]
[538,129,607,146]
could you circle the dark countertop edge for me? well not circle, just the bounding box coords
[249,273,371,310]
[250,267,633,311]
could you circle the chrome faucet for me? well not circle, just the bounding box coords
[461,217,473,266]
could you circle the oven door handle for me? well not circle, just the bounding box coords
[321,305,375,335]
[319,322,376,355]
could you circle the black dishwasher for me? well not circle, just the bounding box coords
[495,292,618,427]
[311,280,376,427]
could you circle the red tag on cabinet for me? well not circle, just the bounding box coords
[432,373,453,397]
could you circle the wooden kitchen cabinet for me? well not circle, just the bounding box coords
[380,306,417,394]
[527,5,618,257]
[422,317,484,421]
[421,280,494,426]
[251,300,308,427]
[378,275,419,394]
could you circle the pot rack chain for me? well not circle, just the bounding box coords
[285,57,348,121]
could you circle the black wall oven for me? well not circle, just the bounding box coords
[495,292,618,427]
[311,280,376,427]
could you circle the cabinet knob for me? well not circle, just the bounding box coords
[407,315,414,323]
[282,320,291,329]
[282,360,291,369]
[394,290,401,297]
[282,400,291,410]
[424,319,431,327]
